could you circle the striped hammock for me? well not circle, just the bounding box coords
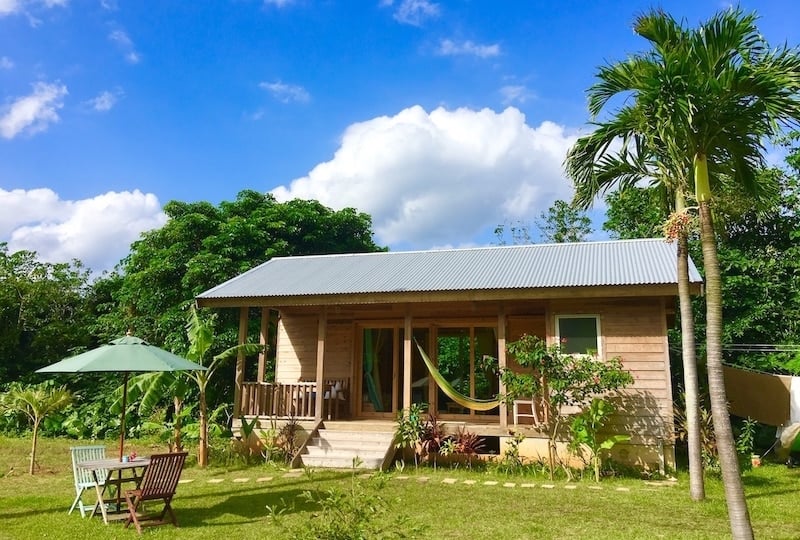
[415,340,501,412]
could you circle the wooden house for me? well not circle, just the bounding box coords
[196,238,702,469]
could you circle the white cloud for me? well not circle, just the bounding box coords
[86,89,121,112]
[109,29,141,64]
[100,0,117,9]
[0,0,66,17]
[500,84,534,105]
[264,0,294,6]
[0,56,13,69]
[0,0,20,16]
[0,81,67,139]
[437,39,500,58]
[387,0,439,26]
[259,81,310,103]
[272,105,578,248]
[0,188,167,273]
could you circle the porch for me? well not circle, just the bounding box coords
[239,380,351,421]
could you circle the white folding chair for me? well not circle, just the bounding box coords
[69,445,107,517]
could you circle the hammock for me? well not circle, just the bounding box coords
[414,340,501,412]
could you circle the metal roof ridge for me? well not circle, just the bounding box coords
[265,238,670,261]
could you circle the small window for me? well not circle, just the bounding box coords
[556,316,600,356]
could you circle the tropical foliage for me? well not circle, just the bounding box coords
[500,335,633,480]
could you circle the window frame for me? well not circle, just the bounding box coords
[554,315,602,357]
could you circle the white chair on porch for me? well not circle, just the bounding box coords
[512,398,541,427]
[324,379,349,420]
[69,445,108,517]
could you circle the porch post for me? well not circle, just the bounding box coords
[234,306,248,417]
[403,314,412,411]
[498,307,508,429]
[314,310,327,421]
[257,308,269,383]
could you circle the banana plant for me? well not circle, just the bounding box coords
[185,306,263,467]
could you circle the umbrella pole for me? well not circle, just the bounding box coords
[119,372,128,461]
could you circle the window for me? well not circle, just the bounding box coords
[556,316,601,356]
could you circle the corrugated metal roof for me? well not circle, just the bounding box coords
[197,239,702,301]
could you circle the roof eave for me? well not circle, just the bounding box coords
[196,282,700,309]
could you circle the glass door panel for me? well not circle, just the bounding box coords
[474,327,499,415]
[436,328,470,415]
[398,328,431,412]
[361,328,394,414]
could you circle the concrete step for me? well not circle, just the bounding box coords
[298,428,396,470]
[302,455,384,469]
[316,430,395,443]
[305,445,386,458]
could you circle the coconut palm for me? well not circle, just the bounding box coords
[569,8,800,539]
[0,383,73,474]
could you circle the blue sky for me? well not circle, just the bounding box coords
[1,0,799,274]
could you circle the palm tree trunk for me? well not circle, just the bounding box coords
[29,419,39,475]
[699,201,753,540]
[677,226,705,501]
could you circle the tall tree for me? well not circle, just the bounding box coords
[0,245,92,384]
[534,199,592,243]
[95,191,384,399]
[564,19,707,504]
[570,9,800,539]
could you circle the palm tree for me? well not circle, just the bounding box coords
[569,9,800,539]
[564,18,705,503]
[0,383,73,474]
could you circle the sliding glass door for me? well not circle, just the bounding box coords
[358,323,498,418]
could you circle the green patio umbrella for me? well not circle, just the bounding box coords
[37,334,207,460]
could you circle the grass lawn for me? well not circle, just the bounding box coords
[2,436,800,539]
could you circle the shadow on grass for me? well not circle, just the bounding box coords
[172,470,355,528]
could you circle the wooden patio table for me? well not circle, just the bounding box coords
[79,456,151,524]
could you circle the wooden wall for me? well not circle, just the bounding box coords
[275,317,353,383]
[273,296,674,459]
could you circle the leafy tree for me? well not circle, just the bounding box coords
[0,245,93,384]
[602,188,667,240]
[571,9,800,538]
[0,382,73,474]
[95,190,384,405]
[534,200,592,243]
[500,335,633,480]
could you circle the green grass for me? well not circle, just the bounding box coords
[2,436,800,539]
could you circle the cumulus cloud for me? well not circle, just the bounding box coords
[0,81,67,139]
[259,81,310,103]
[383,0,439,26]
[86,89,122,112]
[0,188,167,273]
[109,29,141,64]
[437,39,500,58]
[272,106,578,248]
[0,56,13,69]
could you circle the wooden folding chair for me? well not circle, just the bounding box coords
[69,445,108,517]
[123,452,187,534]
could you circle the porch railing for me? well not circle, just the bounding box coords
[239,382,317,420]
